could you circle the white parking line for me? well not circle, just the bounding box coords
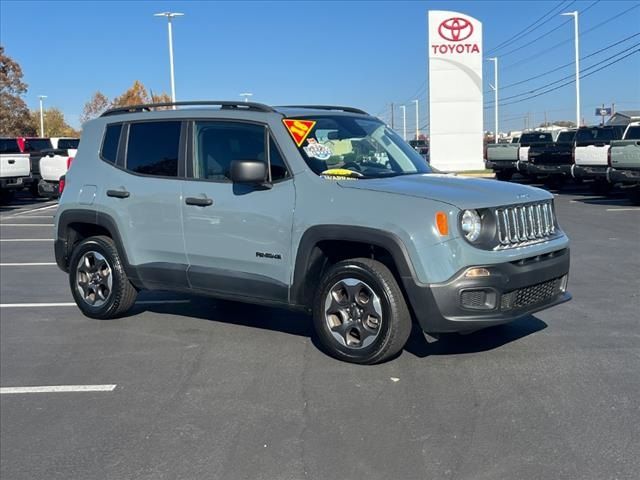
[606,208,639,212]
[0,215,54,220]
[0,239,53,242]
[0,263,57,266]
[0,385,117,394]
[8,203,58,217]
[0,300,191,308]
[0,224,54,227]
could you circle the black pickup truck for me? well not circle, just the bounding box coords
[527,130,576,183]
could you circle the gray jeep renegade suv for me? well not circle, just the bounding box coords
[54,101,571,364]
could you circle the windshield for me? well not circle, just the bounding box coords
[556,131,576,143]
[23,138,53,152]
[287,116,432,178]
[519,132,553,145]
[57,139,79,149]
[624,126,640,140]
[0,139,21,154]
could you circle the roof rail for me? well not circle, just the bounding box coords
[101,101,276,117]
[276,105,369,115]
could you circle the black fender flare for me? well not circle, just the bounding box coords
[290,225,418,307]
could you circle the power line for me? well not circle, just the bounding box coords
[486,0,577,55]
[486,48,639,109]
[484,32,640,95]
[485,42,640,105]
[502,2,640,72]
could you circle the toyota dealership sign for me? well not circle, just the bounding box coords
[428,11,483,171]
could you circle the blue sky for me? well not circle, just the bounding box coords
[1,0,638,133]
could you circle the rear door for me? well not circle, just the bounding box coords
[181,119,295,303]
[100,120,188,289]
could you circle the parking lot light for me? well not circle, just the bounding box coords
[154,12,184,106]
[38,95,47,137]
[561,11,580,127]
[486,57,498,143]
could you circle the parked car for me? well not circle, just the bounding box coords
[516,131,559,176]
[54,101,571,364]
[608,122,640,204]
[527,129,576,185]
[0,137,31,203]
[17,137,54,196]
[409,139,429,160]
[38,137,79,197]
[572,126,625,193]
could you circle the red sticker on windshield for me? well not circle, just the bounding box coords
[283,119,316,146]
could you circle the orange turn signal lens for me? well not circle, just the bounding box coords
[435,211,449,236]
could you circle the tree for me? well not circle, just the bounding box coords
[29,107,79,137]
[111,80,150,107]
[80,91,110,123]
[0,46,35,136]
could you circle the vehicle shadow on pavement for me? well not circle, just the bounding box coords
[127,296,314,338]
[403,315,547,358]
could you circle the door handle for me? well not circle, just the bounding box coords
[185,196,213,207]
[106,189,130,198]
[8,159,15,164]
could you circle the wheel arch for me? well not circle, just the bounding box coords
[290,225,417,308]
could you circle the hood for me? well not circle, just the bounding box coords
[337,174,551,209]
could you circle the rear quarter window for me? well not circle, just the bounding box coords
[101,124,122,164]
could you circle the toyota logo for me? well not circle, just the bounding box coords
[438,17,474,42]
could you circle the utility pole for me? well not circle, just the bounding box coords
[390,103,395,129]
[487,57,498,143]
[399,105,407,141]
[38,95,47,137]
[154,12,184,106]
[561,11,580,128]
[413,99,419,140]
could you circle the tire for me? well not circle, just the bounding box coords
[628,186,640,206]
[312,258,412,364]
[495,171,513,181]
[68,235,137,319]
[0,189,15,204]
[590,179,612,195]
[29,182,41,198]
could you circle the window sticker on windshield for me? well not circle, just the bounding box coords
[283,119,316,146]
[303,139,332,160]
[320,168,363,180]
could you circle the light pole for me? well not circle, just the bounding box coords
[240,93,253,103]
[413,99,419,140]
[487,57,499,143]
[38,95,47,137]
[154,12,184,105]
[561,11,580,127]
[399,105,407,141]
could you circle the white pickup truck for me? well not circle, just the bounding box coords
[0,137,31,202]
[38,137,79,197]
[573,126,625,192]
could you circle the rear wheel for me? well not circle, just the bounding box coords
[313,258,411,364]
[69,236,137,319]
[628,186,640,206]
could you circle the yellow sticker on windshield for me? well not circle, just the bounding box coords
[320,168,362,180]
[283,119,316,146]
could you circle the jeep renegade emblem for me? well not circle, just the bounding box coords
[438,17,473,42]
[283,119,316,147]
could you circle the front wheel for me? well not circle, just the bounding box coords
[313,258,412,364]
[68,235,137,319]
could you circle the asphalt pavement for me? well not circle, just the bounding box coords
[1,184,639,480]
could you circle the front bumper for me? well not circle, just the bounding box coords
[402,247,571,333]
[608,167,640,185]
[528,163,572,177]
[486,160,517,171]
[573,165,607,180]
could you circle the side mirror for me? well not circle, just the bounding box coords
[229,159,268,185]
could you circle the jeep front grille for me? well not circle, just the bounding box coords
[495,201,556,249]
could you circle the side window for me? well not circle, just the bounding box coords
[194,121,289,182]
[126,121,181,177]
[101,124,122,164]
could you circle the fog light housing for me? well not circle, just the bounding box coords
[460,288,497,310]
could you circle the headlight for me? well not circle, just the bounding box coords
[461,209,482,242]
